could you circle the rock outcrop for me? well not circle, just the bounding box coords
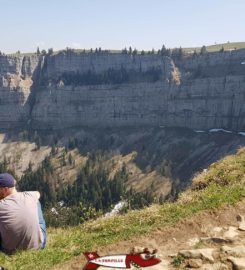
[169,215,245,270]
[0,49,245,131]
[0,55,40,128]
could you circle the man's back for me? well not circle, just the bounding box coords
[0,191,43,254]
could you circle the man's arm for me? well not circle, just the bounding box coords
[27,191,40,201]
[36,191,40,200]
[0,233,2,251]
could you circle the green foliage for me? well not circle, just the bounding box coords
[33,131,42,150]
[122,47,128,54]
[48,48,53,55]
[192,148,245,190]
[44,203,102,227]
[17,149,133,226]
[68,138,78,150]
[68,153,73,166]
[79,202,102,223]
[45,205,80,227]
[172,254,185,267]
[35,149,155,226]
[193,239,207,249]
[126,187,155,209]
[160,44,171,56]
[61,151,66,166]
[59,66,162,86]
[18,156,56,207]
[51,145,57,156]
[62,153,127,211]
[0,157,17,179]
[0,156,8,173]
[171,47,183,60]
[132,48,138,55]
[219,46,224,52]
[200,45,207,54]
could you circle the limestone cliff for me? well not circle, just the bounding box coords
[0,49,245,131]
[0,55,40,128]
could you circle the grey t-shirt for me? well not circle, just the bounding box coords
[0,191,43,254]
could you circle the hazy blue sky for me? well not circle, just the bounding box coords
[1,0,244,53]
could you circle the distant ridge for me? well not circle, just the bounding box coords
[184,41,245,53]
[5,41,245,56]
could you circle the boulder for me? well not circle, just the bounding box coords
[222,245,245,257]
[223,226,239,242]
[237,215,245,231]
[179,248,216,263]
[200,263,228,270]
[187,258,203,268]
[228,256,245,270]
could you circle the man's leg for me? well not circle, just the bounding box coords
[37,201,47,248]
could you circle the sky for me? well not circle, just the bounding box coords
[1,0,245,53]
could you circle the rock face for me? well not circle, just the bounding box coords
[0,55,40,128]
[0,49,245,130]
[46,52,173,78]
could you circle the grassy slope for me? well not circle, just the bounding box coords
[205,42,245,51]
[0,148,244,270]
[183,41,245,53]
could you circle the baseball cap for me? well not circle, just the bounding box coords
[0,173,15,188]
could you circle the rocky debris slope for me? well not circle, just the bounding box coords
[172,215,245,270]
[1,127,244,194]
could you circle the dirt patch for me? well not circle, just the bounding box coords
[52,199,245,269]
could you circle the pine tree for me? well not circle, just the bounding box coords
[133,48,138,55]
[219,46,224,53]
[200,45,207,55]
[68,153,73,165]
[161,44,167,56]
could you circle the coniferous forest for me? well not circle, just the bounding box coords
[0,149,155,227]
[58,66,162,86]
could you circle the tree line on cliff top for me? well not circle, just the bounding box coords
[0,42,228,58]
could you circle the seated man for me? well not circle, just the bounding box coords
[0,173,46,254]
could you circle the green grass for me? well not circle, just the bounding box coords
[206,42,245,52]
[6,52,37,57]
[171,254,185,267]
[183,42,245,53]
[0,148,245,269]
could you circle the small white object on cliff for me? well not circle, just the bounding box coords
[209,129,232,134]
[194,130,205,133]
